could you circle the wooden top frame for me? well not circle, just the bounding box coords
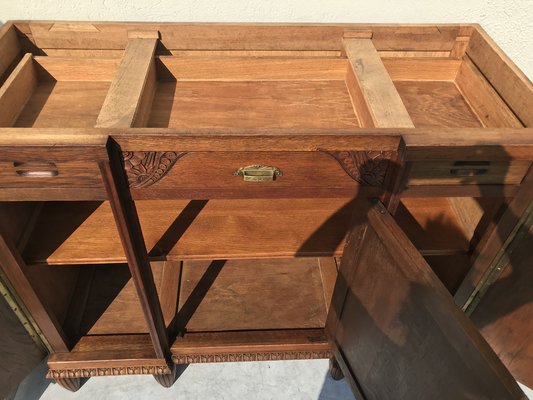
[0,22,531,150]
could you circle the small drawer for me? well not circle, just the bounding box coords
[123,150,398,198]
[408,160,531,186]
[0,160,103,188]
[0,147,107,194]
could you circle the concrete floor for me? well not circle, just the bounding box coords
[10,358,355,400]
[10,358,533,400]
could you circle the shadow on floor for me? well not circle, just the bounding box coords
[317,371,355,400]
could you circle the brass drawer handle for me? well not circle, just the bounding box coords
[450,161,490,177]
[13,161,59,178]
[234,165,282,182]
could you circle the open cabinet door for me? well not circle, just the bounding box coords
[326,200,525,400]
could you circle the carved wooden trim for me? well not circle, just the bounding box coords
[172,350,331,364]
[47,365,172,378]
[122,151,187,188]
[320,150,394,186]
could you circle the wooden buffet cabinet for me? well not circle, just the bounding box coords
[0,21,532,399]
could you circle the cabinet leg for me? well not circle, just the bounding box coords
[153,364,178,388]
[55,377,82,392]
[329,357,344,381]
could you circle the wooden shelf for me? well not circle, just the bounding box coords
[21,198,482,265]
[22,199,355,264]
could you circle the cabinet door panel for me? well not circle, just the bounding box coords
[326,200,524,400]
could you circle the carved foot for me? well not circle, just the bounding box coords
[329,357,344,381]
[153,364,177,388]
[55,377,82,392]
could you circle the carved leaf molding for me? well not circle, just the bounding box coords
[123,151,187,189]
[47,365,172,378]
[172,350,331,364]
[320,150,394,186]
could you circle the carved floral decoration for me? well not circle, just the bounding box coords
[122,151,187,188]
[321,150,394,186]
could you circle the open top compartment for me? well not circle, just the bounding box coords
[0,55,119,128]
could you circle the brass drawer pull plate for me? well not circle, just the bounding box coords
[234,165,282,182]
[13,161,59,178]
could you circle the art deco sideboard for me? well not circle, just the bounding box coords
[0,21,531,399]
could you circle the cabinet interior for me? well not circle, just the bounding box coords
[0,194,507,350]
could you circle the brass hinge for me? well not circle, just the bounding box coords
[0,268,51,353]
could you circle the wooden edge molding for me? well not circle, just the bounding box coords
[123,151,188,188]
[46,365,172,378]
[172,350,331,364]
[320,150,395,186]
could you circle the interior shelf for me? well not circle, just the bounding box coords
[19,197,488,265]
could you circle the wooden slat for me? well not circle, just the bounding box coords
[0,126,531,160]
[0,23,21,82]
[0,54,36,127]
[171,329,330,357]
[96,38,157,128]
[466,26,533,127]
[0,188,107,202]
[25,23,469,51]
[455,57,523,128]
[156,57,348,81]
[344,39,414,128]
[42,49,342,58]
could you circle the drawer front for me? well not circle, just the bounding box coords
[0,160,103,188]
[408,160,531,185]
[0,147,106,190]
[123,150,398,198]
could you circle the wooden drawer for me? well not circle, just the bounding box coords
[0,146,106,200]
[123,150,399,198]
[0,160,102,188]
[408,160,531,185]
